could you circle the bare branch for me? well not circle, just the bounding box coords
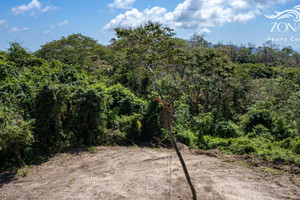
[146,64,164,100]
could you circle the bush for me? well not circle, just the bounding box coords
[143,99,164,140]
[106,84,146,115]
[294,140,300,154]
[215,121,240,138]
[227,138,257,154]
[195,112,215,136]
[174,128,197,147]
[279,137,300,155]
[247,124,274,141]
[243,108,292,140]
[202,136,229,149]
[272,116,293,140]
[34,84,73,152]
[71,85,108,145]
[244,109,274,133]
[0,108,34,166]
[111,114,142,144]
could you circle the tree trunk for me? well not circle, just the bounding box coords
[167,127,197,200]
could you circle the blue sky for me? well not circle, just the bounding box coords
[1,0,300,51]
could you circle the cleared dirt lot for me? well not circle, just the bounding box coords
[0,146,299,200]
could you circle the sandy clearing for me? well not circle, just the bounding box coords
[0,146,299,200]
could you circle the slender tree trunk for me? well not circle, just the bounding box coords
[146,64,197,199]
[167,127,197,200]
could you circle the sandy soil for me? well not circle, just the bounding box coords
[0,145,299,200]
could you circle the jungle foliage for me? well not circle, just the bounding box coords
[1,22,300,170]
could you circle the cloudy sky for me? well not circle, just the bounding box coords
[1,0,300,51]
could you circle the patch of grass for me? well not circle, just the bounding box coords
[222,156,231,163]
[87,146,97,153]
[68,178,75,185]
[128,144,138,148]
[16,165,32,178]
[237,160,251,168]
[220,162,227,167]
[153,147,160,151]
[296,175,300,184]
[201,136,300,167]
[260,167,279,175]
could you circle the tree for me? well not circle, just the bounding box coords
[36,33,111,71]
[111,21,182,97]
[185,50,234,119]
[257,41,279,66]
[112,21,197,199]
[188,33,210,49]
[237,48,257,64]
[7,42,32,67]
[225,43,239,63]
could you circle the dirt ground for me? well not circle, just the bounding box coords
[0,145,299,200]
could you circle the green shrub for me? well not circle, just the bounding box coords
[0,108,34,166]
[113,114,142,144]
[143,99,163,140]
[106,84,146,115]
[195,112,215,136]
[243,108,292,140]
[227,138,257,154]
[294,141,300,154]
[34,84,72,152]
[247,124,274,141]
[279,137,300,155]
[272,116,293,140]
[202,136,229,149]
[244,109,274,133]
[71,85,108,145]
[175,129,197,147]
[215,121,240,138]
[105,130,127,145]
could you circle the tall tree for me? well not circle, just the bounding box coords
[112,21,197,199]
[36,33,111,71]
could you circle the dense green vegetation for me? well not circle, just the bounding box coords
[1,22,300,170]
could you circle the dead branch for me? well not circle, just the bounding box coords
[146,64,164,100]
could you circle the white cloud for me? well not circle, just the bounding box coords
[103,7,167,31]
[42,5,59,13]
[11,0,58,16]
[0,20,6,26]
[108,0,136,9]
[199,28,211,34]
[12,0,41,15]
[43,30,51,34]
[59,20,69,26]
[103,0,290,32]
[10,27,30,32]
[43,25,55,34]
